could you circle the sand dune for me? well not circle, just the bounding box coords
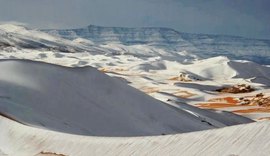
[0,60,254,137]
[1,115,269,156]
[1,24,270,155]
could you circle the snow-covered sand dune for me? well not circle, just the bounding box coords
[1,115,269,156]
[1,24,270,121]
[0,60,253,137]
[1,24,270,155]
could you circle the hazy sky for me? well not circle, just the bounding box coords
[0,0,269,39]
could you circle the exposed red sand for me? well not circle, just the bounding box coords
[99,67,144,77]
[140,87,196,98]
[99,67,127,72]
[140,87,160,94]
[168,76,179,81]
[209,97,238,104]
[257,117,270,121]
[197,103,240,109]
[168,76,192,82]
[197,95,270,120]
[173,90,196,98]
[233,108,270,113]
[197,97,240,109]
[216,84,254,94]
[99,67,109,72]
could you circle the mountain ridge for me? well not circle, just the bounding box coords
[1,23,269,64]
[45,24,270,41]
[43,24,270,64]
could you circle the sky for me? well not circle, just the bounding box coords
[0,0,269,39]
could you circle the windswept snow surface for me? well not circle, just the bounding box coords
[1,116,270,156]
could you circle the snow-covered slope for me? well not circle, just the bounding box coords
[0,60,207,136]
[1,24,270,120]
[1,23,270,155]
[44,25,270,64]
[1,115,269,156]
[0,60,253,137]
[0,24,109,54]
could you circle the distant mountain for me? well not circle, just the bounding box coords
[43,25,185,44]
[43,25,270,64]
[0,24,108,53]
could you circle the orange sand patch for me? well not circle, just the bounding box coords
[98,67,127,72]
[216,84,254,94]
[99,67,144,76]
[98,67,109,72]
[197,95,270,117]
[197,97,240,109]
[197,103,240,109]
[173,90,196,98]
[168,76,192,82]
[257,117,270,121]
[168,76,180,81]
[140,87,159,94]
[233,108,270,113]
[208,97,238,104]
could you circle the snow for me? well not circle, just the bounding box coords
[0,23,270,155]
[0,60,254,137]
[44,25,270,64]
[1,115,270,156]
[0,24,109,54]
